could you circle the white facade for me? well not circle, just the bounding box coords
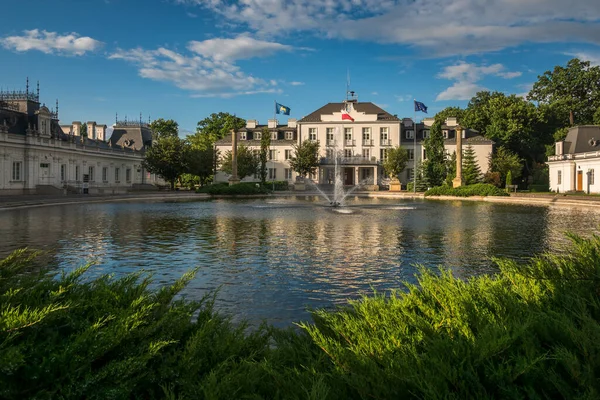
[548,126,600,193]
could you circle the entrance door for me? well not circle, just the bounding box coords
[577,171,583,191]
[344,168,354,185]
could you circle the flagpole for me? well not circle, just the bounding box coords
[413,100,417,193]
[272,101,276,191]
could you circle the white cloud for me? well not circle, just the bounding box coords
[371,91,378,95]
[564,51,600,66]
[187,35,297,61]
[395,94,412,102]
[176,0,600,57]
[290,81,305,86]
[515,82,534,99]
[1,29,102,56]
[109,36,297,96]
[436,61,521,101]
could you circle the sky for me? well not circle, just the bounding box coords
[1,0,600,136]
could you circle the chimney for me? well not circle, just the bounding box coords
[268,119,277,128]
[402,118,414,127]
[246,119,257,129]
[287,118,297,128]
[72,121,82,136]
[445,117,458,127]
[96,125,107,141]
[556,141,564,156]
[87,121,97,140]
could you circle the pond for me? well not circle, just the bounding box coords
[1,196,598,327]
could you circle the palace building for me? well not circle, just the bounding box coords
[0,80,161,195]
[215,93,493,189]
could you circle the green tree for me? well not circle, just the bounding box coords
[445,151,457,186]
[594,106,600,125]
[259,127,271,185]
[426,107,465,187]
[195,113,245,146]
[186,146,215,187]
[143,136,188,190]
[382,146,409,179]
[149,118,179,140]
[463,91,506,136]
[414,161,430,191]
[489,147,522,187]
[462,144,482,185]
[220,145,259,180]
[80,122,87,138]
[506,170,513,190]
[289,140,320,178]
[528,58,600,126]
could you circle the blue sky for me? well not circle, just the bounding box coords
[2,0,600,135]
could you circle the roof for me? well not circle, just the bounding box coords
[298,102,400,123]
[563,125,600,154]
[216,124,296,145]
[109,126,153,151]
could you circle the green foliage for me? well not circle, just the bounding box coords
[266,180,289,191]
[483,171,501,187]
[425,183,509,197]
[186,145,215,187]
[199,182,270,195]
[195,113,246,146]
[79,122,87,138]
[594,106,600,125]
[426,107,464,186]
[220,145,259,181]
[289,140,320,178]
[489,146,523,187]
[6,233,600,398]
[259,127,271,184]
[149,118,179,140]
[462,144,482,185]
[528,58,600,126]
[143,136,189,190]
[529,184,550,192]
[506,170,513,187]
[445,151,457,186]
[382,146,409,178]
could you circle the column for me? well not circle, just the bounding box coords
[355,167,359,186]
[452,125,464,188]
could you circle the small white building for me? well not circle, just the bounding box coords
[548,125,600,193]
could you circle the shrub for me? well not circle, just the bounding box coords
[483,171,501,187]
[425,183,509,197]
[529,184,550,192]
[266,180,289,191]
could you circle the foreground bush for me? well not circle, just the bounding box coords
[3,233,600,398]
[197,182,270,195]
[425,183,509,197]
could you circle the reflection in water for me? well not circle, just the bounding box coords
[1,197,599,327]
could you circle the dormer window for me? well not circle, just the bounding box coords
[271,131,278,140]
[422,130,430,139]
[405,130,414,139]
[240,132,247,140]
[285,131,293,140]
[255,132,262,140]
[443,130,448,139]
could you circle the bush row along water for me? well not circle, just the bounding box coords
[2,233,600,399]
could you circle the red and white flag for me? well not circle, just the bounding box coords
[341,109,354,121]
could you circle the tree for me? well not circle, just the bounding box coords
[259,127,271,185]
[149,118,179,140]
[220,145,259,180]
[462,144,482,185]
[289,140,320,178]
[594,106,600,125]
[143,136,188,190]
[382,146,409,180]
[528,58,600,126]
[463,91,506,136]
[425,107,465,187]
[445,151,457,186]
[186,146,215,187]
[195,113,246,146]
[80,122,87,138]
[489,147,522,187]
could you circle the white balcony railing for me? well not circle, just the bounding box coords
[381,139,392,146]
[362,139,374,146]
[345,139,356,146]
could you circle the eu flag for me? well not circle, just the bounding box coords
[276,102,291,115]
[414,100,428,114]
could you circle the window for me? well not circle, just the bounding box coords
[271,131,278,140]
[126,168,132,182]
[557,170,562,184]
[285,168,292,179]
[423,150,427,160]
[285,131,293,140]
[326,149,334,159]
[422,130,430,139]
[269,150,277,160]
[88,166,95,182]
[12,161,22,181]
[344,149,352,158]
[344,128,352,140]
[115,167,120,182]
[309,128,317,141]
[75,166,80,181]
[240,132,247,140]
[362,149,370,159]
[406,168,414,181]
[269,168,276,180]
[590,169,595,185]
[362,128,371,140]
[381,127,389,144]
[285,149,292,160]
[61,164,66,181]
[326,128,334,144]
[405,130,414,139]
[255,132,262,140]
[380,149,388,161]
[407,149,414,160]
[443,130,449,139]
[102,167,108,182]
[40,163,50,168]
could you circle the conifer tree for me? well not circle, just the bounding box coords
[462,144,482,185]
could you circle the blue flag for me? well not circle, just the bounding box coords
[414,100,428,114]
[275,102,291,115]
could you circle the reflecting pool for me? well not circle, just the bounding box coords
[1,196,598,326]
